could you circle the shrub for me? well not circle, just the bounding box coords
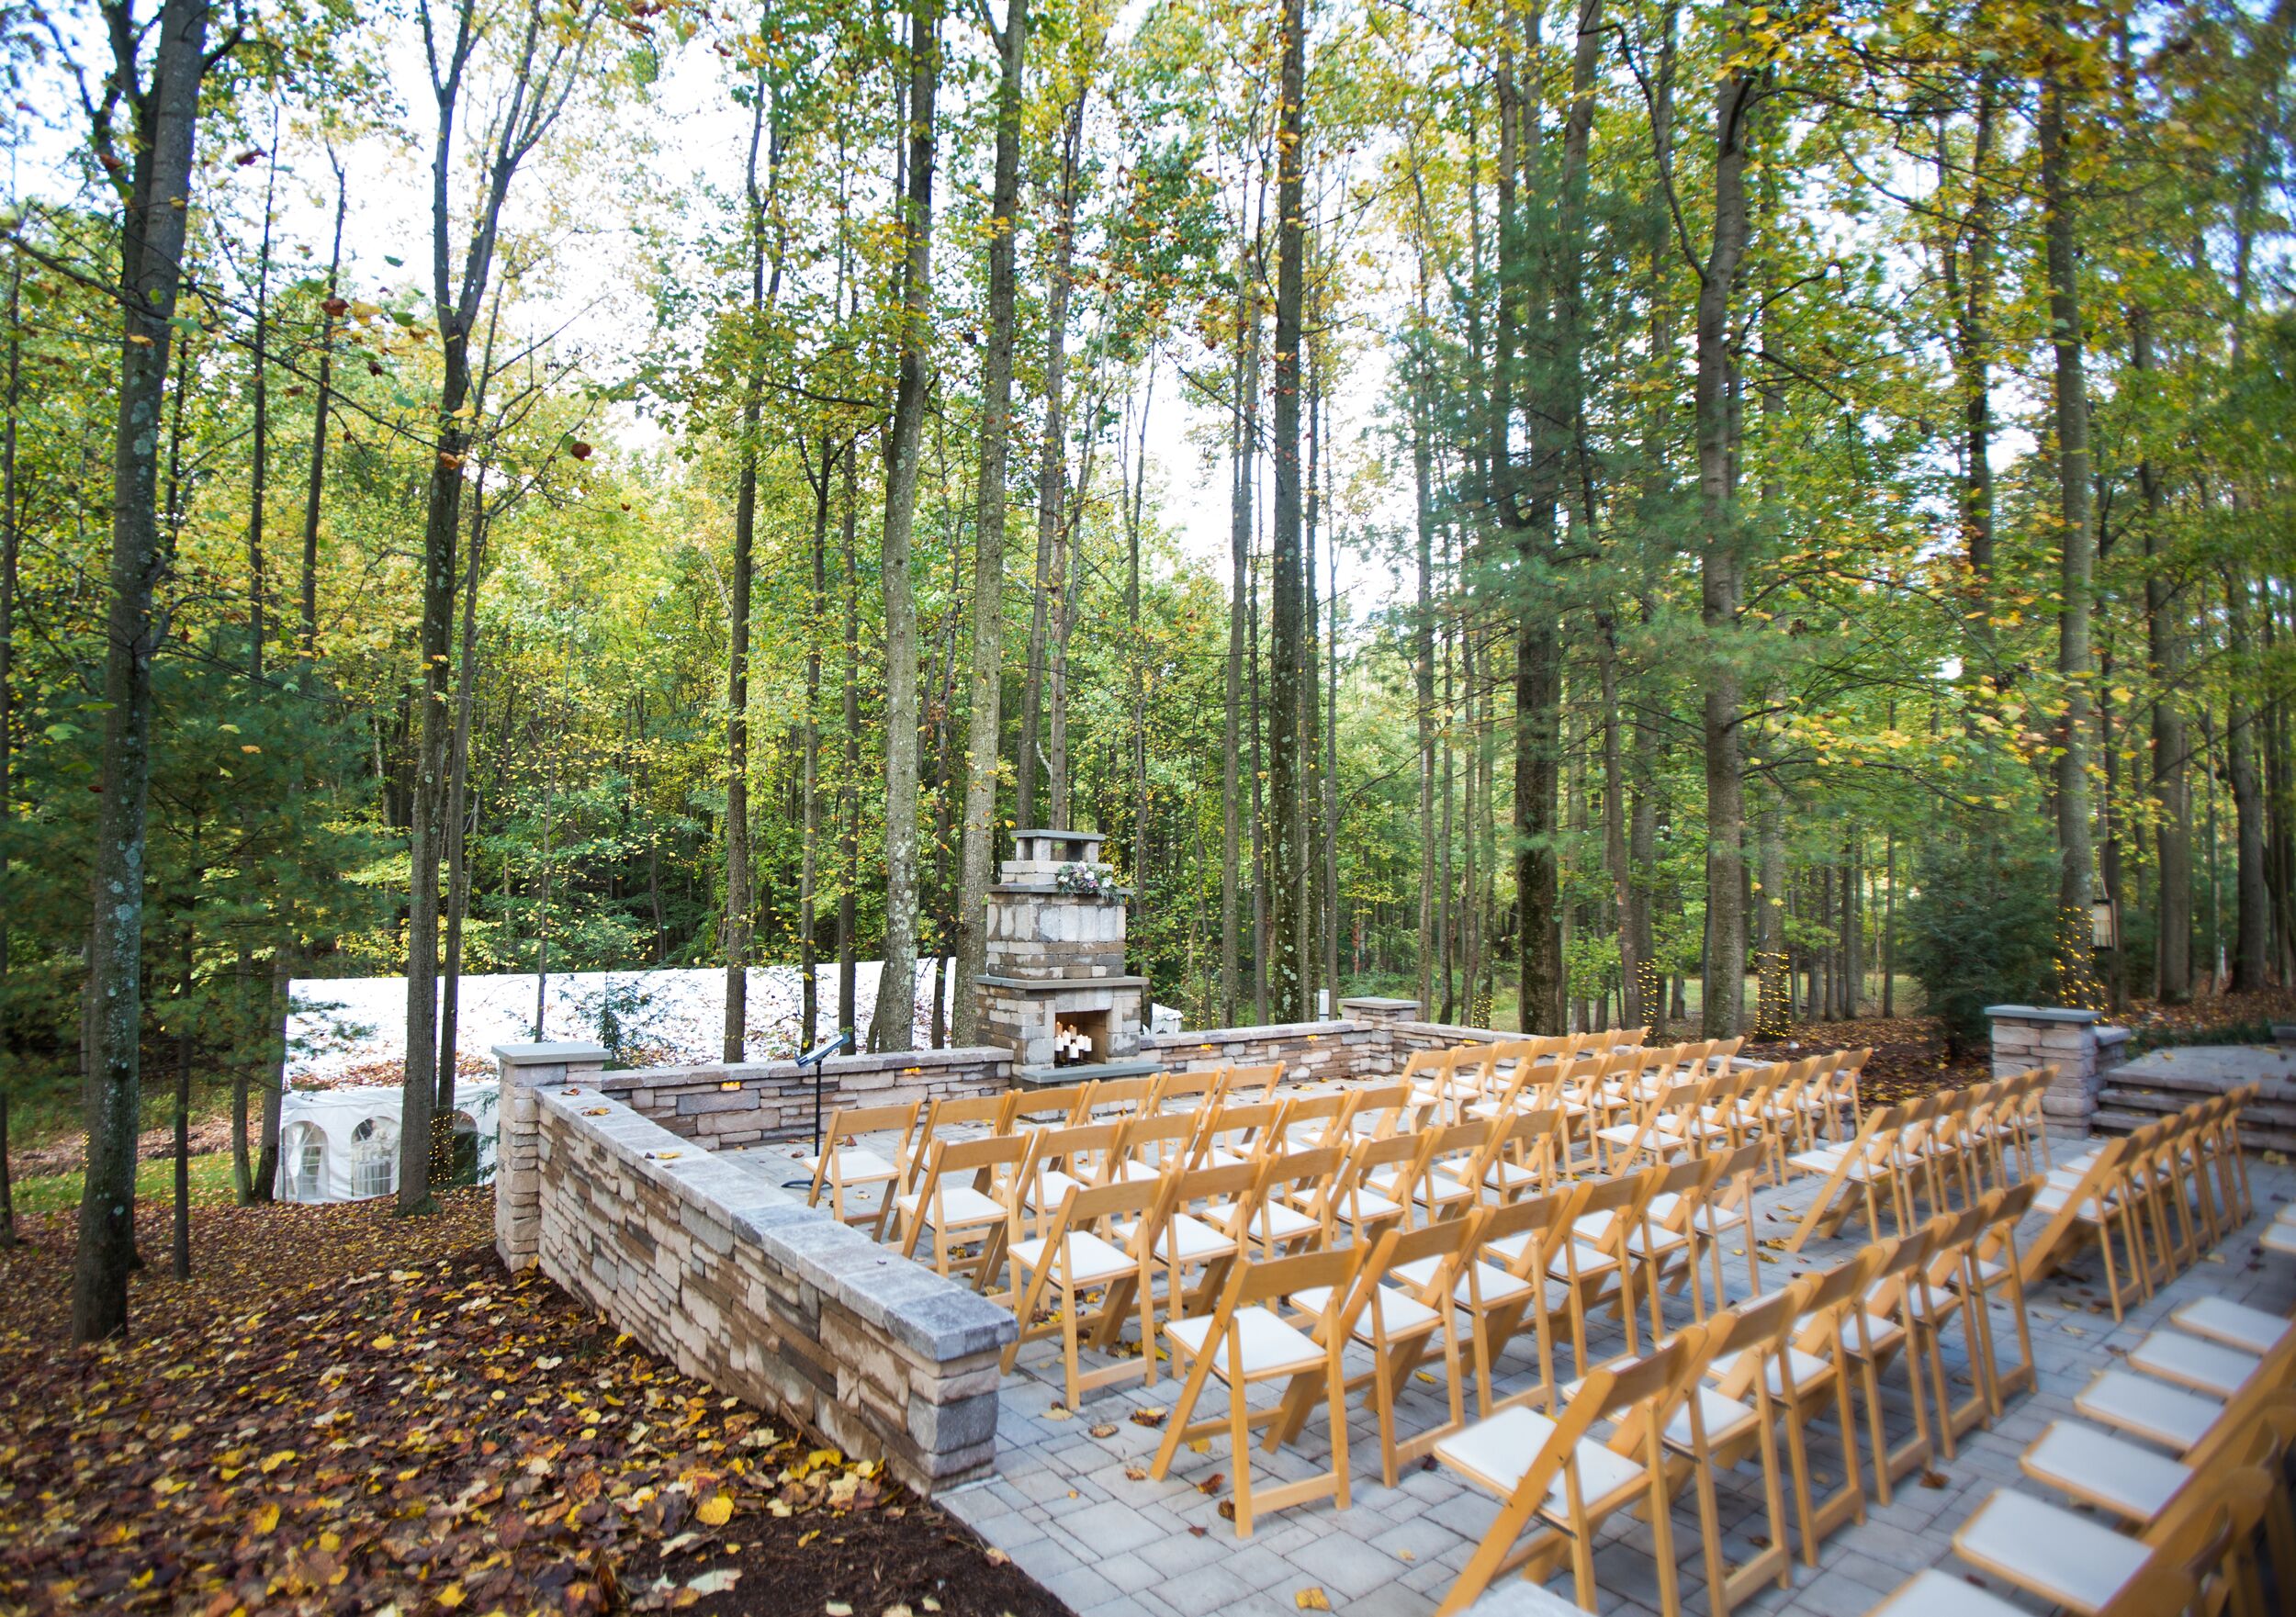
[1900,825,2060,1059]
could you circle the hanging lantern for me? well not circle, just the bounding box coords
[2091,894,2120,951]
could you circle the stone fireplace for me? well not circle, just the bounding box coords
[975,828,1150,1085]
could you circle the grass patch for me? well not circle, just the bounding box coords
[8,1151,242,1216]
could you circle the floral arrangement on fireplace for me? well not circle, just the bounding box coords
[1053,860,1117,899]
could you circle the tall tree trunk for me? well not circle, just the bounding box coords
[870,0,940,1054]
[73,0,210,1342]
[172,946,193,1282]
[1,194,21,1238]
[1946,73,1998,667]
[1412,268,1436,1018]
[801,441,834,1048]
[2227,573,2270,992]
[1018,97,1082,834]
[1221,209,1255,1027]
[301,147,345,657]
[724,89,784,1062]
[1694,28,1756,1039]
[402,0,589,1215]
[952,0,1027,1046]
[1266,0,1309,1022]
[838,446,861,1036]
[1127,360,1156,976]
[2039,23,2097,996]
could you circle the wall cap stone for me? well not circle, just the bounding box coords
[495,1039,612,1066]
[1984,1005,2104,1025]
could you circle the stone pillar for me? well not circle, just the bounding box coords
[1986,1005,2129,1140]
[1340,997,1422,1077]
[493,1039,609,1271]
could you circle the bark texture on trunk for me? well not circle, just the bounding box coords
[2039,28,2096,988]
[1695,30,1756,1039]
[1266,0,1309,1023]
[951,0,1026,1046]
[869,0,941,1054]
[74,0,211,1342]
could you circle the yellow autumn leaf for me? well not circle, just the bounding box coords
[695,1493,733,1527]
[251,1502,280,1533]
[437,1586,466,1610]
[1297,1589,1331,1611]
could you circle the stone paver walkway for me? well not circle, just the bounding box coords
[726,1117,2296,1617]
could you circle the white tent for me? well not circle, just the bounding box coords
[275,1080,501,1203]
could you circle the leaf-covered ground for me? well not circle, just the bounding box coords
[0,1190,1068,1617]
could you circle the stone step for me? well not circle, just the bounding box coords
[2090,1094,2296,1154]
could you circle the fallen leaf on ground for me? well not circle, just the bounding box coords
[1296,1590,1330,1611]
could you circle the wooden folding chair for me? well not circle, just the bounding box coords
[1947,1179,2040,1409]
[1341,1079,1416,1140]
[1846,1228,1937,1502]
[1277,1214,1477,1485]
[1148,1245,1356,1537]
[2023,1133,2151,1319]
[1707,1250,1874,1565]
[1331,1129,1424,1242]
[1221,1061,1285,1104]
[1151,1065,1226,1113]
[895,1131,1027,1293]
[1117,1157,1260,1320]
[1668,1285,1803,1616]
[1553,1170,1653,1365]
[1003,1174,1168,1408]
[1451,1188,1572,1418]
[1900,1202,1993,1454]
[1210,1146,1339,1258]
[1690,1140,1765,1309]
[1432,1334,1698,1617]
[1598,1076,1723,1176]
[1078,1072,1156,1117]
[1109,1107,1197,1185]
[802,1099,919,1238]
[1367,1118,1485,1224]
[1628,1154,1715,1342]
[1465,1106,1562,1207]
[1952,1465,2271,1617]
[1783,1101,1904,1251]
[1277,1086,1352,1150]
[1190,1098,1289,1170]
[1008,1083,1094,1128]
[1015,1118,1126,1240]
[900,1089,1019,1192]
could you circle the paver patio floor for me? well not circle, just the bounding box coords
[726,1108,2296,1617]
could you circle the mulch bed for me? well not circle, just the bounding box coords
[0,1191,1067,1617]
[1741,1014,1985,1106]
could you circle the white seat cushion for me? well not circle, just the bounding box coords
[1707,1344,1833,1398]
[2171,1296,2293,1356]
[2129,1329,2258,1398]
[1115,1212,1234,1263]
[1165,1306,1322,1379]
[2075,1368,2221,1452]
[1664,1385,1761,1450]
[803,1147,896,1184]
[1009,1230,1136,1287]
[1205,1198,1320,1241]
[1548,1242,1621,1279]
[1434,1404,1646,1513]
[2262,1224,2296,1257]
[1291,1282,1440,1342]
[1023,1168,1086,1209]
[1403,1255,1535,1308]
[1953,1487,2147,1611]
[1484,1158,1540,1190]
[896,1185,1004,1229]
[1692,1203,1749,1234]
[2021,1420,2188,1520]
[1847,1312,1907,1355]
[1867,1569,2028,1617]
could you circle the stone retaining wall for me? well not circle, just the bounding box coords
[1137,1018,1371,1085]
[1987,1005,2131,1139]
[501,1055,1014,1495]
[594,1045,1014,1150]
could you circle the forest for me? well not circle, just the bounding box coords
[0,0,2290,1342]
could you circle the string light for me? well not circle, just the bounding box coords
[2054,906,2107,1014]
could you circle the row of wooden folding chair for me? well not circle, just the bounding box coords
[1870,1289,2296,1617]
[2021,1085,2257,1319]
[1782,1070,2050,1251]
[1428,1179,2038,1617]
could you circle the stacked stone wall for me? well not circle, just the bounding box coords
[594,1046,1013,1149]
[519,1082,1013,1493]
